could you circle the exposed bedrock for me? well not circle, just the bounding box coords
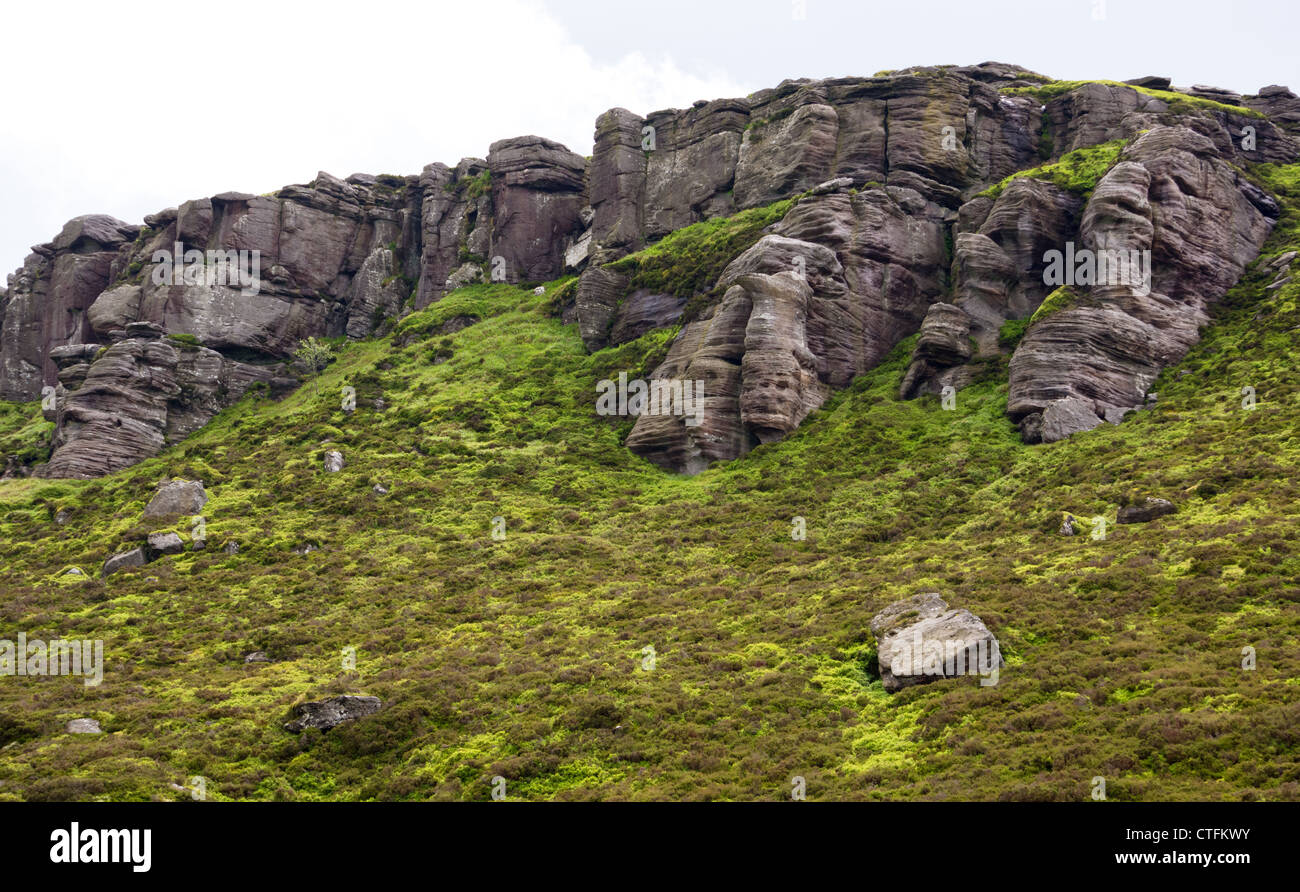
[1007,126,1279,439]
[625,271,827,474]
[6,66,1300,476]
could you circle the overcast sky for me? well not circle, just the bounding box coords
[3,0,1297,277]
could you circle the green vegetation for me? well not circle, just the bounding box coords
[997,318,1030,350]
[1004,80,1265,119]
[0,400,54,470]
[1029,286,1079,324]
[607,197,796,306]
[0,161,1297,803]
[167,333,203,349]
[978,139,1127,201]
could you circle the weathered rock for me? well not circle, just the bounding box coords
[147,531,185,555]
[869,593,1003,693]
[1060,514,1078,536]
[244,651,270,663]
[900,302,973,398]
[626,272,829,471]
[102,547,149,576]
[1117,497,1176,524]
[283,695,382,733]
[574,265,631,351]
[1007,127,1278,436]
[444,261,483,291]
[1039,397,1105,443]
[345,247,407,339]
[486,136,588,283]
[36,333,279,477]
[323,450,344,472]
[1245,85,1300,134]
[1125,76,1172,90]
[66,718,102,734]
[1,215,137,400]
[143,479,207,519]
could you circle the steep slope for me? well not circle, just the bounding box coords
[0,161,1296,800]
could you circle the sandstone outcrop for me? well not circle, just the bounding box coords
[4,66,1298,476]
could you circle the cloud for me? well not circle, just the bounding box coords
[0,0,753,277]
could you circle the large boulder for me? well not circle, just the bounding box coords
[102,547,149,576]
[142,479,207,519]
[1117,497,1176,524]
[283,695,382,733]
[869,593,1004,693]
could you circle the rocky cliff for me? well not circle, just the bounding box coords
[4,62,1297,477]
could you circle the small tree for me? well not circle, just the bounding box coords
[294,337,333,395]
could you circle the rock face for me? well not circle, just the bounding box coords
[283,695,382,733]
[1006,127,1279,435]
[1,216,139,400]
[625,271,830,472]
[4,65,1299,476]
[625,182,949,470]
[869,593,1004,693]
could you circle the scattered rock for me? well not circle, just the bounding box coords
[54,508,71,525]
[533,285,546,295]
[143,479,207,519]
[870,593,1004,693]
[323,450,344,472]
[244,651,270,664]
[66,718,102,734]
[372,483,389,495]
[1117,497,1176,524]
[283,695,382,733]
[1060,514,1077,536]
[102,547,149,577]
[147,531,185,555]
[222,541,240,555]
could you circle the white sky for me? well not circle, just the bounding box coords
[3,0,1297,278]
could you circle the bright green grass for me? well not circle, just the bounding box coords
[1,170,1298,802]
[978,140,1127,201]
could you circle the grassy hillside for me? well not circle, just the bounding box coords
[0,166,1298,802]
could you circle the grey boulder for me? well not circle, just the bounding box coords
[284,695,382,733]
[869,593,1004,693]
